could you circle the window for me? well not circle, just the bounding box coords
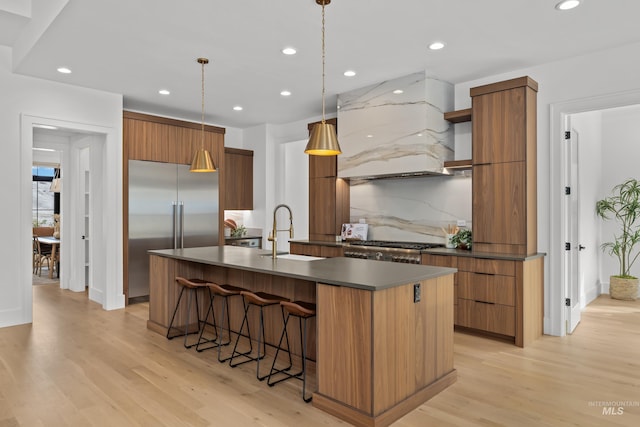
[32,166,59,226]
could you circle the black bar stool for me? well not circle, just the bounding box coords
[267,300,316,402]
[196,282,246,363]
[166,277,212,349]
[229,290,290,381]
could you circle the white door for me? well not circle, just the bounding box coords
[564,125,582,333]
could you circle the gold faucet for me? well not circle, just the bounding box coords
[268,204,294,259]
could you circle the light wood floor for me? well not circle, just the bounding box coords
[1,285,639,426]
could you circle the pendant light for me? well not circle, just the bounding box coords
[190,57,217,172]
[50,166,61,193]
[305,0,342,156]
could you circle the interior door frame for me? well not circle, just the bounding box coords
[22,114,124,318]
[550,89,640,336]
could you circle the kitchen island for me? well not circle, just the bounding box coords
[148,246,456,427]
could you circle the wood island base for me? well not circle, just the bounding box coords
[146,248,456,426]
[313,371,457,427]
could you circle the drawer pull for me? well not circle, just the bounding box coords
[475,272,495,276]
[475,300,495,305]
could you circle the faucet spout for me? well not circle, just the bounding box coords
[269,204,294,259]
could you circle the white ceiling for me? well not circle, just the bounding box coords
[4,0,640,129]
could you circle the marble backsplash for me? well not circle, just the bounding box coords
[349,174,472,244]
[337,71,454,178]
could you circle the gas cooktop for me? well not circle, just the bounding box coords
[347,240,444,250]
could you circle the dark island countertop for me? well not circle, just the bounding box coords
[149,245,456,291]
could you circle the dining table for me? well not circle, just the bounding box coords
[37,236,60,279]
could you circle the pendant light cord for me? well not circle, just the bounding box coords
[201,60,205,149]
[321,2,326,124]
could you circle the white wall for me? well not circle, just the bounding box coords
[0,46,124,328]
[598,106,640,284]
[453,39,640,336]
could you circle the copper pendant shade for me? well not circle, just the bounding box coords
[305,0,341,156]
[190,57,217,172]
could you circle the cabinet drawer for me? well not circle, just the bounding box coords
[457,299,515,337]
[458,272,515,306]
[458,257,515,276]
[422,254,457,268]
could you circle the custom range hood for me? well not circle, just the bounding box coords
[337,72,454,179]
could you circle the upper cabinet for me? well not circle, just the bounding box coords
[472,77,537,165]
[123,111,225,166]
[224,147,253,210]
[471,76,538,256]
[336,71,454,178]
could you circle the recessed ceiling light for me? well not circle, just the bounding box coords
[555,0,580,10]
[57,67,72,74]
[344,70,356,77]
[282,47,297,55]
[366,135,373,138]
[280,90,291,96]
[33,147,56,152]
[393,89,404,94]
[429,41,445,50]
[158,89,170,95]
[233,106,243,111]
[417,133,423,137]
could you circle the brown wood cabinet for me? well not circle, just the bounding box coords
[471,76,538,256]
[123,111,224,166]
[224,147,253,210]
[422,254,458,319]
[289,242,344,258]
[307,118,350,242]
[422,252,543,347]
[314,276,456,426]
[122,111,225,301]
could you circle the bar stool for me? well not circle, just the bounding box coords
[229,290,290,381]
[166,277,212,349]
[267,300,316,402]
[196,281,247,363]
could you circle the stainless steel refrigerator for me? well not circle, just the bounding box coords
[128,160,219,300]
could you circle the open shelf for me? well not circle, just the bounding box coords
[444,108,472,123]
[444,159,472,170]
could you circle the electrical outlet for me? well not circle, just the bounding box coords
[359,218,366,224]
[456,219,466,227]
[413,283,421,303]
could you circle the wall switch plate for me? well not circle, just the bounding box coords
[456,219,466,227]
[413,283,421,303]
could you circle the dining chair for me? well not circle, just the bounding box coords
[32,236,53,276]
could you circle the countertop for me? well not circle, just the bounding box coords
[149,245,455,291]
[422,247,546,261]
[290,239,546,261]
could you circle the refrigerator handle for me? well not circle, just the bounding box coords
[179,202,185,249]
[172,202,178,249]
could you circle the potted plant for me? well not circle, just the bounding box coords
[450,228,472,250]
[595,178,640,300]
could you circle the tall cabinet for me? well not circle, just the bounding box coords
[472,76,538,256]
[307,119,350,242]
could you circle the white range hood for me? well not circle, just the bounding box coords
[337,71,454,179]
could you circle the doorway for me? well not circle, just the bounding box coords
[22,114,124,320]
[553,91,640,336]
